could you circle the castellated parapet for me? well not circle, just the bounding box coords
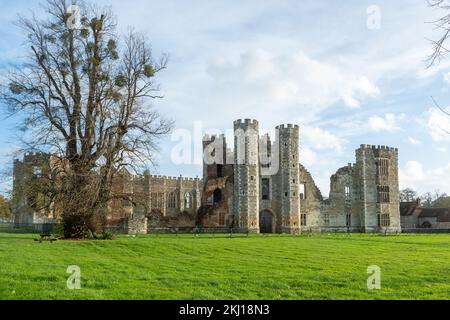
[233,119,260,233]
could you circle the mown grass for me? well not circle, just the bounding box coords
[0,233,449,300]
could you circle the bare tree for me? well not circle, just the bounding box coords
[420,190,448,207]
[400,188,418,202]
[427,1,450,137]
[427,0,450,66]
[0,0,173,238]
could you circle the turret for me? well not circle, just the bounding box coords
[276,124,301,234]
[233,119,260,233]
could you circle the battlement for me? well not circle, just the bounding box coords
[233,119,259,126]
[359,144,398,152]
[203,134,226,142]
[148,174,202,182]
[276,124,300,130]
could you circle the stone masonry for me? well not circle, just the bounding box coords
[12,119,401,234]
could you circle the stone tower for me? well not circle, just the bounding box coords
[355,145,401,233]
[233,119,260,233]
[276,124,301,234]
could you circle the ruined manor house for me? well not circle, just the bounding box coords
[12,119,402,234]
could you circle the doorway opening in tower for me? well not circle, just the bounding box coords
[260,210,275,233]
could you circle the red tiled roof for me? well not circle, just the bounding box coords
[400,201,419,216]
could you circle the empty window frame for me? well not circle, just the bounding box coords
[377,186,390,203]
[168,192,177,208]
[299,183,306,200]
[301,214,307,226]
[345,186,351,201]
[376,158,389,177]
[262,178,270,200]
[346,214,351,227]
[378,214,390,227]
[323,214,330,226]
[184,192,192,209]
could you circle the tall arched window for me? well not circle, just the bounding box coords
[184,192,192,209]
[168,192,177,208]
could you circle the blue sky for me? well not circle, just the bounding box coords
[1,0,450,197]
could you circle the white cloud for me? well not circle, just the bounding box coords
[302,126,346,153]
[443,72,450,85]
[400,160,450,194]
[301,146,317,167]
[408,137,422,145]
[206,49,380,126]
[425,108,450,142]
[368,113,400,132]
[339,113,402,135]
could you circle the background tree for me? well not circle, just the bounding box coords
[428,1,450,124]
[420,190,448,207]
[433,195,450,207]
[400,188,418,202]
[0,0,173,238]
[420,191,434,207]
[0,195,11,219]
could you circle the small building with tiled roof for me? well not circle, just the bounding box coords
[400,200,450,229]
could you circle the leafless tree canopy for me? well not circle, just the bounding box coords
[427,1,450,124]
[427,0,450,66]
[0,0,173,237]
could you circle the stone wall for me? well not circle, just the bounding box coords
[127,217,148,235]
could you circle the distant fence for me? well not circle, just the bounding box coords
[147,227,250,236]
[0,222,57,234]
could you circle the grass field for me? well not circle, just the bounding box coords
[0,232,449,300]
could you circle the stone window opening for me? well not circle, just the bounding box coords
[168,192,177,209]
[299,183,306,200]
[300,214,307,226]
[376,158,389,177]
[207,195,214,206]
[378,214,390,227]
[33,166,42,177]
[346,213,351,227]
[285,192,288,197]
[262,178,270,200]
[323,214,330,226]
[184,192,192,209]
[213,189,222,204]
[345,186,351,201]
[377,186,390,203]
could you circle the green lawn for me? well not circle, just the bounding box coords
[0,233,449,300]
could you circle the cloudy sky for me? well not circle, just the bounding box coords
[1,0,450,197]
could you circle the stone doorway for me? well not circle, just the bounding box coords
[260,210,274,233]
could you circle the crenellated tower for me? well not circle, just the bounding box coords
[233,119,260,233]
[276,124,301,234]
[355,145,401,233]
